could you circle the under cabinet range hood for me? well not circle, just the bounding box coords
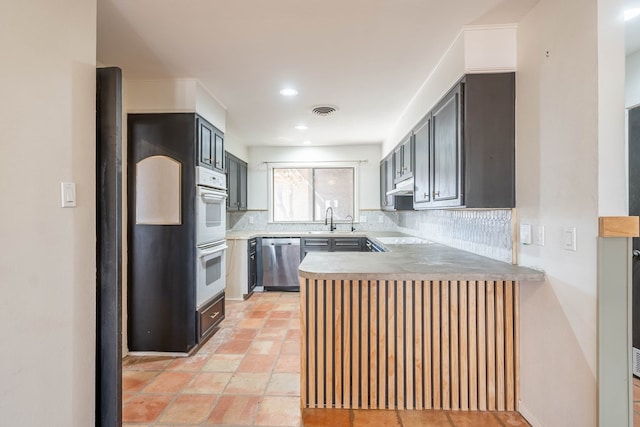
[386,177,414,196]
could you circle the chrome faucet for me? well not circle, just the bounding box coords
[324,207,336,231]
[345,215,355,232]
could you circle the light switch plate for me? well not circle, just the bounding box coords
[520,224,532,245]
[61,182,76,208]
[248,216,254,224]
[378,215,384,223]
[563,227,577,251]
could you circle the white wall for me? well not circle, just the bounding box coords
[0,1,97,425]
[247,144,381,211]
[383,26,517,157]
[515,0,605,425]
[627,50,640,108]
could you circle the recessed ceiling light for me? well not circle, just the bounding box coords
[280,88,298,97]
[303,140,312,145]
[625,8,640,21]
[295,125,308,130]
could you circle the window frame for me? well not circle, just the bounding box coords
[267,162,360,223]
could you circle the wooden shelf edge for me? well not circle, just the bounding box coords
[598,216,640,238]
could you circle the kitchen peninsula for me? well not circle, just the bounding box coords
[298,238,544,412]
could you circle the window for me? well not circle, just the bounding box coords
[270,165,357,222]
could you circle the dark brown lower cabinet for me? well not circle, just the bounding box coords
[197,292,225,342]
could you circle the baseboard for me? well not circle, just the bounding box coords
[518,401,545,427]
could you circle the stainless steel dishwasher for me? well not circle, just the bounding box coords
[261,237,301,291]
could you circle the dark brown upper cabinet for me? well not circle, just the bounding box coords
[197,117,225,172]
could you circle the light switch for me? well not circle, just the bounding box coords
[520,224,532,245]
[248,216,254,224]
[378,215,384,223]
[61,182,76,208]
[563,227,577,251]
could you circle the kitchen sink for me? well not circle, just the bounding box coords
[375,236,431,245]
[305,230,355,234]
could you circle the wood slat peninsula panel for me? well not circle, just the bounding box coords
[300,278,519,411]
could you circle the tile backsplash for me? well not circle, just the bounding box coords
[395,209,514,263]
[227,208,514,263]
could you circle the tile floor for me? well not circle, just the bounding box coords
[123,291,531,426]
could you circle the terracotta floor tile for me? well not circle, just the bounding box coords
[202,354,244,372]
[197,337,222,354]
[352,409,401,426]
[238,318,266,329]
[266,373,300,396]
[255,396,301,426]
[237,354,278,373]
[634,384,640,402]
[281,340,301,355]
[230,328,259,340]
[398,410,452,426]
[302,408,350,427]
[252,303,276,311]
[216,338,253,354]
[158,394,217,424]
[635,410,640,427]
[248,339,282,355]
[264,318,291,328]
[206,395,261,425]
[635,402,640,414]
[122,394,173,423]
[225,373,271,394]
[449,411,503,427]
[122,391,137,403]
[270,310,293,319]
[123,356,173,371]
[183,372,232,394]
[275,354,301,373]
[165,353,209,372]
[248,310,270,319]
[142,371,194,393]
[122,370,159,392]
[285,329,301,340]
[256,327,288,340]
[494,411,532,426]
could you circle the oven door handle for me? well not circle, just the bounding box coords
[200,192,227,203]
[200,244,228,260]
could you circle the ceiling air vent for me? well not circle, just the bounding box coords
[311,105,338,116]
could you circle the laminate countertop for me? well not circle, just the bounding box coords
[225,230,545,282]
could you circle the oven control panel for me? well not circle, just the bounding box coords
[197,166,227,190]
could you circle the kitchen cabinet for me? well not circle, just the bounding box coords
[128,113,199,353]
[380,154,413,211]
[198,117,225,172]
[226,152,247,211]
[412,115,431,207]
[394,134,413,184]
[410,72,515,209]
[431,84,463,207]
[301,236,364,258]
[247,238,258,295]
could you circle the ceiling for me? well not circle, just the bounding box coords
[627,0,640,55]
[98,0,632,148]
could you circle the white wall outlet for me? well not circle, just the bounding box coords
[533,225,545,246]
[563,227,577,251]
[520,224,532,245]
[248,216,254,224]
[61,182,76,208]
[360,215,367,223]
[378,215,384,223]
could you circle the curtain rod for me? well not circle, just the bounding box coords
[260,160,368,165]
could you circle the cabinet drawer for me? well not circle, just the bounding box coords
[333,237,362,251]
[198,293,225,341]
[302,238,330,247]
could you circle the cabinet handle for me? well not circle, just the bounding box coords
[424,192,428,198]
[433,190,440,197]
[209,311,220,320]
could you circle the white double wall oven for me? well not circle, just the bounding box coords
[195,166,227,308]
